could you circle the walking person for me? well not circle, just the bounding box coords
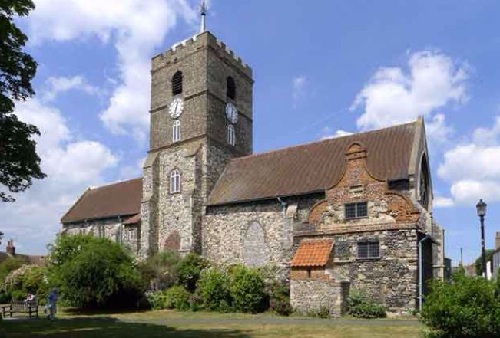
[47,288,58,320]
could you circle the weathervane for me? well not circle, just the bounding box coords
[199,0,207,33]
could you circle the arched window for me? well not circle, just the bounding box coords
[172,120,181,142]
[420,156,430,210]
[227,77,236,100]
[227,124,236,146]
[170,169,181,194]
[172,71,183,96]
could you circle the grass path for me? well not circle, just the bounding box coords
[1,309,425,338]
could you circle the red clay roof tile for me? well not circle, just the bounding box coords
[291,239,334,267]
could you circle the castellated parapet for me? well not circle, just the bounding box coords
[152,31,252,78]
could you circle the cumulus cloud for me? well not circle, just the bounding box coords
[28,0,197,140]
[438,125,500,204]
[434,195,455,208]
[0,96,118,254]
[42,76,99,102]
[351,51,468,141]
[292,75,307,108]
[320,126,353,140]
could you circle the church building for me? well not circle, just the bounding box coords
[61,18,445,315]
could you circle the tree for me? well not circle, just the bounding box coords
[0,0,45,202]
[48,235,143,309]
[475,249,495,276]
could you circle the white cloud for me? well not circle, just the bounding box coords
[28,0,197,140]
[438,134,500,204]
[320,126,353,140]
[434,195,455,208]
[292,75,307,108]
[0,97,118,254]
[351,51,468,139]
[43,76,99,102]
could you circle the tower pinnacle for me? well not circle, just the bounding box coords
[199,1,207,33]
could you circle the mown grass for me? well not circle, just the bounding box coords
[1,309,425,338]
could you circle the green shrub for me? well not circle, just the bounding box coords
[10,289,24,301]
[21,266,49,303]
[176,253,208,293]
[0,290,11,304]
[197,267,231,312]
[146,290,167,310]
[268,281,292,316]
[347,290,386,319]
[421,273,500,338]
[48,235,143,309]
[138,250,181,290]
[229,265,266,313]
[164,285,191,311]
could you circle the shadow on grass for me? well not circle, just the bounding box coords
[1,316,252,338]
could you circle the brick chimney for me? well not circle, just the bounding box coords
[6,239,15,256]
[496,232,500,250]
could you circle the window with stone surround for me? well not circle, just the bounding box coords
[172,71,183,95]
[345,202,368,219]
[227,76,236,100]
[357,240,379,259]
[227,124,236,146]
[172,120,181,142]
[170,169,181,194]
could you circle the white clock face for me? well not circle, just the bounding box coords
[169,97,184,118]
[225,102,238,124]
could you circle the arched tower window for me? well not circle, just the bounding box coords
[170,169,181,194]
[227,124,236,146]
[172,120,181,142]
[227,76,236,100]
[172,71,183,96]
[420,156,430,210]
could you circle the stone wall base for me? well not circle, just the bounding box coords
[290,279,349,317]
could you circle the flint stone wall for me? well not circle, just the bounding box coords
[290,279,349,317]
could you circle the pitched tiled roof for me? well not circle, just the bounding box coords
[123,213,141,225]
[208,122,417,205]
[291,239,334,267]
[61,178,142,224]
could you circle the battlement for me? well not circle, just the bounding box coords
[152,31,252,77]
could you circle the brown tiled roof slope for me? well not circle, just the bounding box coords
[61,178,142,224]
[208,122,417,205]
[291,239,334,267]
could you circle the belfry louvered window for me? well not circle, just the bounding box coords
[172,71,183,96]
[170,169,181,194]
[227,76,236,100]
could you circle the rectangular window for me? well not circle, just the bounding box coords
[129,229,136,241]
[172,120,181,142]
[357,240,380,259]
[345,202,368,219]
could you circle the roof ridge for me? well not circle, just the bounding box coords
[232,120,417,162]
[89,177,142,191]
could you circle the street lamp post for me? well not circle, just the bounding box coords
[476,199,487,278]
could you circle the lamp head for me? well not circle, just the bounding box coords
[476,199,487,217]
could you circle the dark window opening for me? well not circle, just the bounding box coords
[172,71,183,95]
[227,76,236,100]
[335,241,350,260]
[345,202,368,219]
[420,157,430,210]
[357,240,379,259]
[306,269,311,278]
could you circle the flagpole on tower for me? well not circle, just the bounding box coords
[200,1,207,33]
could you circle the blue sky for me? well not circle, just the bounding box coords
[2,0,500,265]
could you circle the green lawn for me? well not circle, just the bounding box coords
[1,309,426,338]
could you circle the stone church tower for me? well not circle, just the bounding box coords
[140,31,254,257]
